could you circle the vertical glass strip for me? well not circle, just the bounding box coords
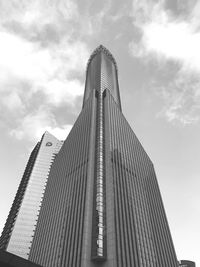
[96,90,104,257]
[91,89,106,261]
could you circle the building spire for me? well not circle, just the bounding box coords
[86,45,118,73]
[83,45,121,110]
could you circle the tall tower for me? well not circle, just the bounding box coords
[0,132,63,259]
[1,45,178,267]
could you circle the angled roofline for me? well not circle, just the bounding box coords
[86,45,118,72]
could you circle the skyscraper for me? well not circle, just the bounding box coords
[1,45,178,267]
[0,132,63,259]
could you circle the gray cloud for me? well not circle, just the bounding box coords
[0,0,90,141]
[156,70,200,124]
[129,0,200,125]
[0,0,78,46]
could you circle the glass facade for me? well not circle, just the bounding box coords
[2,132,63,259]
[83,45,121,110]
[95,91,105,258]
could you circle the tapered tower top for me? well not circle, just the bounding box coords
[86,45,118,72]
[83,45,121,110]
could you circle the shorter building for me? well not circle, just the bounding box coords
[0,131,63,260]
[179,260,196,267]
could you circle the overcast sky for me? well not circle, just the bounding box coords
[0,0,199,265]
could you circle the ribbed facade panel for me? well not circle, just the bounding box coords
[29,94,94,267]
[105,89,178,267]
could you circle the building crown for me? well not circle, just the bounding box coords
[86,45,118,72]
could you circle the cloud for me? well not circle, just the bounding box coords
[156,71,200,124]
[133,14,200,73]
[130,0,200,71]
[0,0,78,28]
[130,0,200,124]
[45,125,72,141]
[0,31,55,81]
[0,31,88,97]
[9,107,55,141]
[0,0,90,141]
[1,91,24,112]
[10,107,72,141]
[43,79,83,106]
[74,0,113,37]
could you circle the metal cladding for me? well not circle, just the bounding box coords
[1,46,179,267]
[29,95,94,267]
[105,89,178,266]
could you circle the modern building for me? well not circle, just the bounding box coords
[179,260,196,267]
[0,250,42,267]
[1,45,178,267]
[0,132,63,259]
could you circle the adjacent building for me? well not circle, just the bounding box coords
[1,45,179,267]
[0,132,63,259]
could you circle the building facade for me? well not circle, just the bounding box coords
[1,45,178,267]
[0,132,63,259]
[179,260,196,267]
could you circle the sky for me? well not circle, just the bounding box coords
[0,0,199,265]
